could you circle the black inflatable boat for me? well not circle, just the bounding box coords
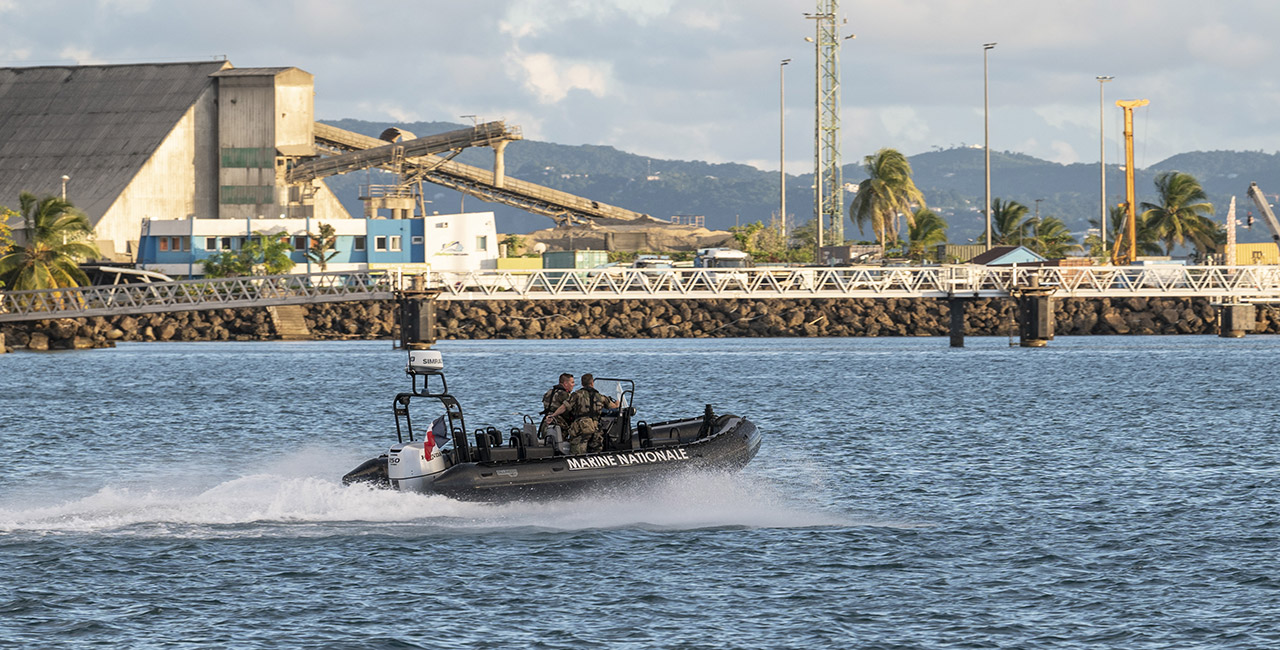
[342,350,761,501]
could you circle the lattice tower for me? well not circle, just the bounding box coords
[812,1,843,245]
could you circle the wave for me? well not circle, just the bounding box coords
[0,450,858,537]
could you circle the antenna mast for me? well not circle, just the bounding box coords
[808,1,845,248]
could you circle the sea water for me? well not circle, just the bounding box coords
[1,337,1277,649]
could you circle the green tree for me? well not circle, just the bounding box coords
[201,231,294,278]
[200,249,250,278]
[1140,171,1218,255]
[905,207,948,262]
[979,198,1032,247]
[849,148,926,248]
[500,233,527,257]
[1025,216,1081,258]
[1085,204,1163,259]
[241,231,295,275]
[0,206,14,290]
[304,223,339,271]
[0,192,101,291]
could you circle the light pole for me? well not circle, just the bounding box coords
[780,58,791,240]
[805,25,823,260]
[1096,75,1114,257]
[61,174,70,200]
[983,42,996,252]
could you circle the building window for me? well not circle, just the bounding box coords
[353,236,366,252]
[293,235,308,251]
[374,236,387,251]
[206,236,218,250]
[411,236,424,245]
[219,185,275,205]
[223,237,234,251]
[220,147,274,169]
[159,237,169,252]
[389,236,402,252]
[233,237,245,250]
[476,236,488,251]
[171,236,188,252]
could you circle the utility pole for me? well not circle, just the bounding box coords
[983,43,996,252]
[780,58,790,240]
[1097,75,1113,256]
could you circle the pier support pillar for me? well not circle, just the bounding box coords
[0,332,6,354]
[493,140,508,189]
[1217,303,1256,338]
[948,296,967,347]
[1013,276,1055,347]
[397,279,440,349]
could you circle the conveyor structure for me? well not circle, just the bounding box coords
[309,122,660,226]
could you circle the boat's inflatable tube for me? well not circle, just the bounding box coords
[428,414,759,501]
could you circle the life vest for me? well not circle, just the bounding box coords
[570,387,603,419]
[542,384,567,414]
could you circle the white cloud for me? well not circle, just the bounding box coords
[58,47,104,65]
[1049,140,1079,165]
[509,51,612,104]
[1188,22,1270,69]
[879,106,930,144]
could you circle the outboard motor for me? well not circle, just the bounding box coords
[387,441,449,492]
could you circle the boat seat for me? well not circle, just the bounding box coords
[487,448,520,462]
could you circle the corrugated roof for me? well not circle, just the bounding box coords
[210,67,294,77]
[0,61,231,224]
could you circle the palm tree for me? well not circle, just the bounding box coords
[1140,171,1218,255]
[1086,204,1163,260]
[849,148,926,248]
[305,223,339,271]
[905,207,948,262]
[0,192,100,290]
[979,198,1032,247]
[1026,216,1081,258]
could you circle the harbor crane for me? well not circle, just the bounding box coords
[1245,182,1280,257]
[1110,98,1149,266]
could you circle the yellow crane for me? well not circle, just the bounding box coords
[1110,98,1149,266]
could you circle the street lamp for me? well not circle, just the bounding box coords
[1096,75,1114,256]
[780,58,791,240]
[983,42,996,252]
[61,174,70,200]
[804,26,822,259]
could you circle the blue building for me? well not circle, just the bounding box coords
[137,212,497,277]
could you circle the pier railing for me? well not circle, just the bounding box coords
[4,265,1280,322]
[0,271,399,322]
[427,265,1280,301]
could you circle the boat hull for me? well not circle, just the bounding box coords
[386,414,760,501]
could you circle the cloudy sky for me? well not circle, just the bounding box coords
[3,0,1278,172]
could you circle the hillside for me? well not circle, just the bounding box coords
[320,119,1280,244]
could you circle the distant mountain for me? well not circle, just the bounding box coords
[320,118,1280,244]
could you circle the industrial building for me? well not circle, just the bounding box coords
[0,60,352,262]
[2,59,723,276]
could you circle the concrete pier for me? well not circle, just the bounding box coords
[1217,303,1256,338]
[948,297,966,347]
[1013,276,1056,347]
[397,277,439,349]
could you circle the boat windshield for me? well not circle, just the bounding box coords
[592,378,634,409]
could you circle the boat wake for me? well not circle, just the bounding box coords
[0,449,860,537]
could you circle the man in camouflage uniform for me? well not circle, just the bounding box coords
[541,373,574,429]
[545,373,617,455]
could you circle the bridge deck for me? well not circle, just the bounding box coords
[3,265,1279,323]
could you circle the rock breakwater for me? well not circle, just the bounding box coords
[2,297,1277,350]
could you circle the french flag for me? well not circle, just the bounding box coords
[423,414,449,460]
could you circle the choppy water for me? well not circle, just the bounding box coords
[1,336,1278,649]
